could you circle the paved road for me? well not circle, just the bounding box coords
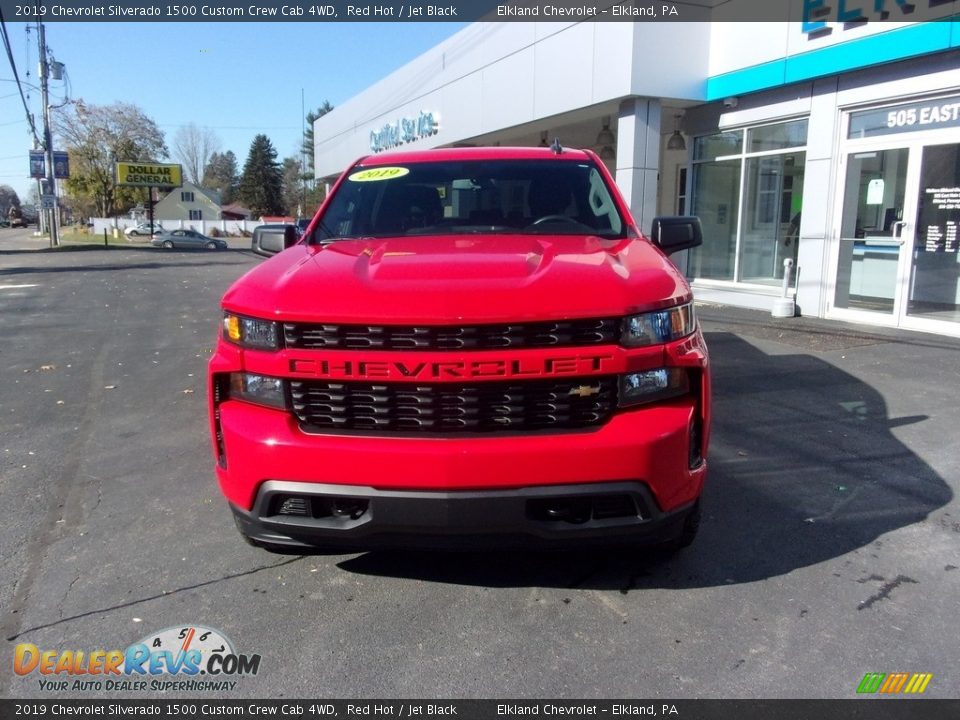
[1,236,958,700]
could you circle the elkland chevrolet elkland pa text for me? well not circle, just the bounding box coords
[208,146,711,551]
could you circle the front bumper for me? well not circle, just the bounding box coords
[232,480,697,550]
[209,331,710,547]
[214,396,705,511]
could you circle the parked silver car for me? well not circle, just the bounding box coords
[152,229,227,250]
[125,222,163,237]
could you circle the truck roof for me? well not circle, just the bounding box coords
[355,146,597,166]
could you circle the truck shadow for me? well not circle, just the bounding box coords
[337,332,953,589]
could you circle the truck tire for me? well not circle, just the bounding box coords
[675,500,701,549]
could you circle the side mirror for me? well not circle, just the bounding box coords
[650,216,703,255]
[252,225,299,257]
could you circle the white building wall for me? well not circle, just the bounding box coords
[707,21,925,78]
[615,98,661,232]
[309,16,960,332]
[707,0,953,79]
[312,22,710,179]
[685,48,960,318]
[796,77,842,318]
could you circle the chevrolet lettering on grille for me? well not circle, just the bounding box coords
[288,354,617,381]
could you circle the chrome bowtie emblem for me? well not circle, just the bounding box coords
[569,385,600,398]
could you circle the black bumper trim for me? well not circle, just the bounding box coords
[231,480,695,550]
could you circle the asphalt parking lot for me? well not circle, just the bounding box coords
[1,232,958,700]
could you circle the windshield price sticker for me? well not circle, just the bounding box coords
[349,167,410,182]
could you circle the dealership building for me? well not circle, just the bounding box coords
[313,14,960,337]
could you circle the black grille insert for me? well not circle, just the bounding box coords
[290,377,618,433]
[283,318,620,351]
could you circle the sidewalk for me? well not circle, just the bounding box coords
[697,302,960,353]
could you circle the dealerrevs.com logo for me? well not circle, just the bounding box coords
[14,625,261,692]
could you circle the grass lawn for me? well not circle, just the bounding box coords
[31,227,153,248]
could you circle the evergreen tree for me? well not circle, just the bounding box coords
[238,135,284,218]
[281,156,302,217]
[203,151,239,205]
[301,101,333,186]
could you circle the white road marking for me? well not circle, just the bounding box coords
[0,284,39,290]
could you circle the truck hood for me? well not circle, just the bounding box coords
[222,235,693,324]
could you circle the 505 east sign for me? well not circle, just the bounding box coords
[848,95,960,139]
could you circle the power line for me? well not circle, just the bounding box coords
[158,123,300,131]
[0,10,40,146]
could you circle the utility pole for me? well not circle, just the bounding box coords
[300,88,306,219]
[38,19,59,247]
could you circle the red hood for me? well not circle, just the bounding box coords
[222,235,692,324]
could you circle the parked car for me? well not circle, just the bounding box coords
[152,229,227,250]
[125,222,163,237]
[10,216,27,228]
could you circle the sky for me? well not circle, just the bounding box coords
[0,21,466,203]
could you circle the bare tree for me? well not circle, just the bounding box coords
[55,100,168,218]
[0,184,21,218]
[173,123,220,186]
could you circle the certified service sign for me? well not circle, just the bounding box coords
[115,162,182,188]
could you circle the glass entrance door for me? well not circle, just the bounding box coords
[905,142,960,326]
[833,147,911,317]
[831,141,960,333]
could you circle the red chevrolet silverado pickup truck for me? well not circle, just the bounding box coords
[209,146,710,551]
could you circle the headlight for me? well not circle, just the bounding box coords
[619,368,689,407]
[229,373,288,410]
[223,313,280,349]
[622,303,695,347]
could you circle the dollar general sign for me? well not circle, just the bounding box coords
[115,162,182,188]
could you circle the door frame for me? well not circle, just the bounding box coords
[827,113,960,336]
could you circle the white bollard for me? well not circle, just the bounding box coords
[771,258,796,318]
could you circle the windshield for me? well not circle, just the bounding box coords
[312,159,626,241]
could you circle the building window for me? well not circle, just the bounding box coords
[189,210,202,221]
[688,130,743,281]
[677,167,687,215]
[688,119,808,286]
[181,191,195,202]
[740,151,805,284]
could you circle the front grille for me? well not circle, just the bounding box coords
[283,318,620,351]
[290,377,618,433]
